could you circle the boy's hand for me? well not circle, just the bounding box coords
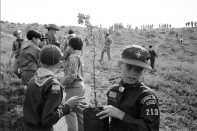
[96,105,125,120]
[66,96,85,109]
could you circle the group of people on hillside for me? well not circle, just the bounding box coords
[185,21,197,28]
[9,23,160,131]
[141,24,154,29]
[159,23,171,28]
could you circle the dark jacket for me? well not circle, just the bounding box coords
[107,81,160,131]
[20,43,40,71]
[23,68,70,131]
[148,50,157,59]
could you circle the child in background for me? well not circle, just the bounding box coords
[148,45,157,69]
[96,45,160,131]
[45,24,60,48]
[61,37,85,131]
[9,30,24,78]
[20,30,41,86]
[99,33,113,62]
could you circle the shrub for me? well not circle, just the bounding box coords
[169,30,176,35]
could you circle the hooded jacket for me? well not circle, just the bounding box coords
[23,68,70,130]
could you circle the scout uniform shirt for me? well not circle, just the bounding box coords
[63,50,84,87]
[107,81,160,131]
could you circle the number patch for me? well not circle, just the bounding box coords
[146,109,159,115]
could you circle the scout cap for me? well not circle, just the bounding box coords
[119,45,152,69]
[40,45,63,65]
[26,30,41,40]
[45,24,60,31]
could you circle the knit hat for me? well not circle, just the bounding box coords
[40,45,63,65]
[119,45,152,69]
[45,24,60,31]
[27,30,41,40]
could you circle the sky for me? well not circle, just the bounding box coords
[1,0,197,29]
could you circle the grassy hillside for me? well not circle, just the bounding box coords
[1,21,197,131]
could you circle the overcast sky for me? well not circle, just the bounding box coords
[1,0,197,28]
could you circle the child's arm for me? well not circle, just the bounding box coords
[41,84,85,126]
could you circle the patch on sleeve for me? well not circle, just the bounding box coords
[145,99,157,105]
[51,85,60,94]
[141,95,156,104]
[108,91,117,98]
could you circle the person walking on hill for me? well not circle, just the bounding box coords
[194,21,197,27]
[61,37,85,131]
[148,45,157,69]
[96,45,160,131]
[45,24,60,48]
[20,30,41,86]
[23,45,87,131]
[9,30,24,79]
[188,22,190,27]
[99,33,113,62]
[191,21,194,28]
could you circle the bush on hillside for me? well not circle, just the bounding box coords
[31,23,39,26]
[0,68,25,131]
[169,30,176,35]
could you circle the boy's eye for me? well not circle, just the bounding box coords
[125,64,143,72]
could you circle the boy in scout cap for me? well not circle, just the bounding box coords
[61,37,85,131]
[23,45,86,131]
[97,45,160,131]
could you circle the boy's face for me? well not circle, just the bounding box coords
[33,38,41,46]
[120,62,144,84]
[50,29,56,35]
[15,31,22,39]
